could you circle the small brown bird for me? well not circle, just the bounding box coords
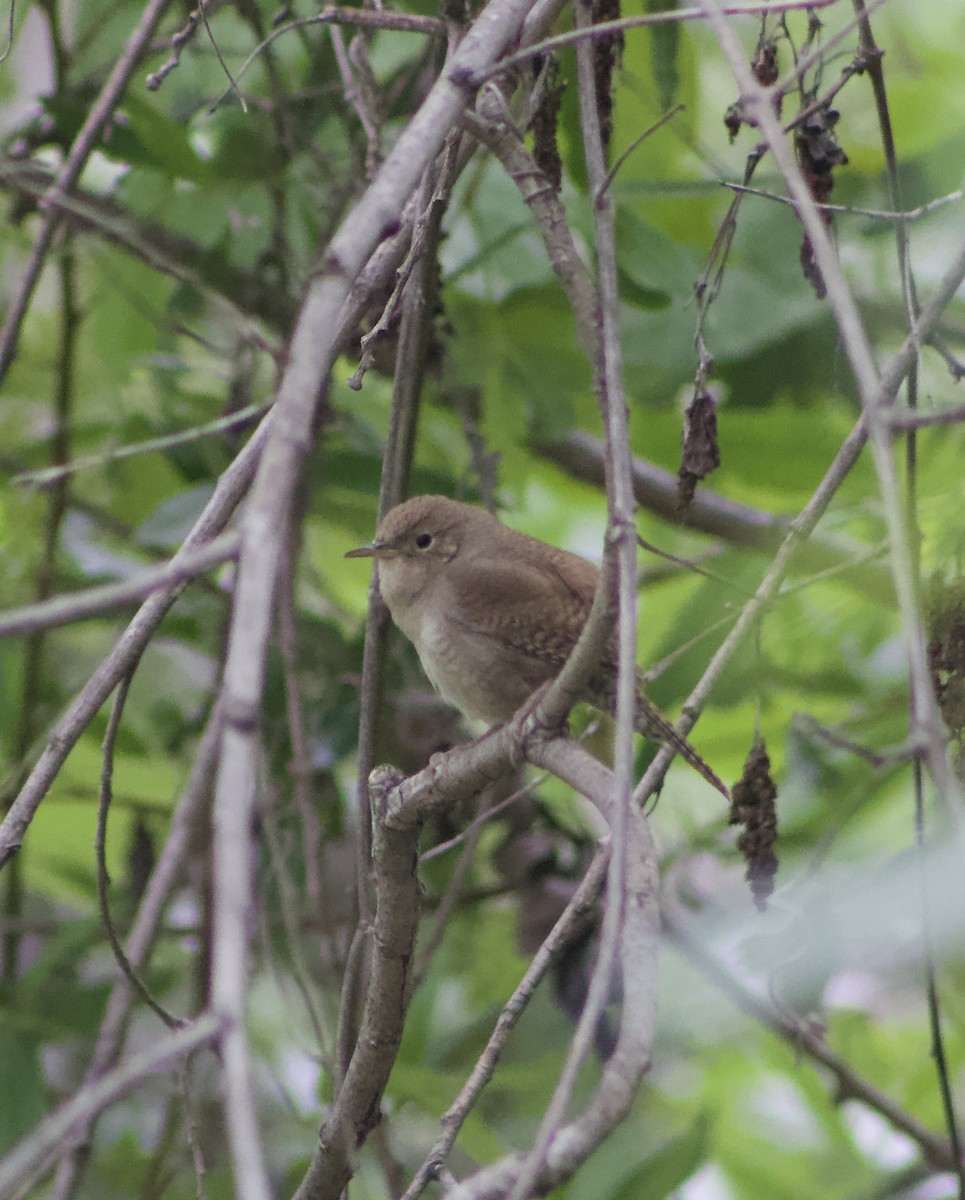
[347,495,728,798]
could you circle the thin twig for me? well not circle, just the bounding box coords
[888,403,965,430]
[0,165,418,870]
[51,704,223,1199]
[927,338,965,382]
[196,0,247,111]
[13,404,269,490]
[330,26,381,175]
[214,1,544,1194]
[0,1013,223,1199]
[333,924,368,1099]
[722,181,964,223]
[0,0,176,384]
[663,889,959,1172]
[916,767,965,1195]
[700,0,964,822]
[259,790,335,1063]
[505,5,641,1195]
[2,235,77,989]
[146,5,203,90]
[0,0,16,64]
[794,713,916,770]
[637,534,753,593]
[473,0,841,86]
[96,672,186,1030]
[419,777,541,862]
[276,535,324,911]
[0,533,239,639]
[597,103,683,200]
[400,846,610,1200]
[413,793,489,986]
[211,7,445,110]
[641,613,739,685]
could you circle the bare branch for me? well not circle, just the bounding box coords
[503,7,641,1196]
[0,0,177,384]
[663,886,961,1172]
[0,533,239,639]
[474,0,842,85]
[0,1013,223,1199]
[722,181,964,223]
[445,741,660,1200]
[0,159,294,333]
[51,705,224,1199]
[700,0,964,820]
[401,845,610,1200]
[211,6,446,109]
[95,673,185,1031]
[533,431,893,594]
[14,404,269,490]
[211,0,546,1192]
[0,185,418,870]
[889,403,965,430]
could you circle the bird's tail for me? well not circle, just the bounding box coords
[633,693,730,801]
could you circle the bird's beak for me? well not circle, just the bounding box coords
[345,540,383,559]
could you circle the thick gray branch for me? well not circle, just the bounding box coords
[533,431,892,594]
[211,0,543,1193]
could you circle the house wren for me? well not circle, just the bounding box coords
[347,495,728,798]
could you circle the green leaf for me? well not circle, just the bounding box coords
[0,1025,47,1154]
[646,0,682,110]
[41,92,212,182]
[135,485,216,548]
[615,207,698,301]
[609,1116,710,1200]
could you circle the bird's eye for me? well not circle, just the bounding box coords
[415,533,433,550]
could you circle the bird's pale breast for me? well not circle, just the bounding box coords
[411,605,548,725]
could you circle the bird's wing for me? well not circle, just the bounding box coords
[444,548,601,670]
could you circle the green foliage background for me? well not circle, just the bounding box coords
[1,0,964,1197]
